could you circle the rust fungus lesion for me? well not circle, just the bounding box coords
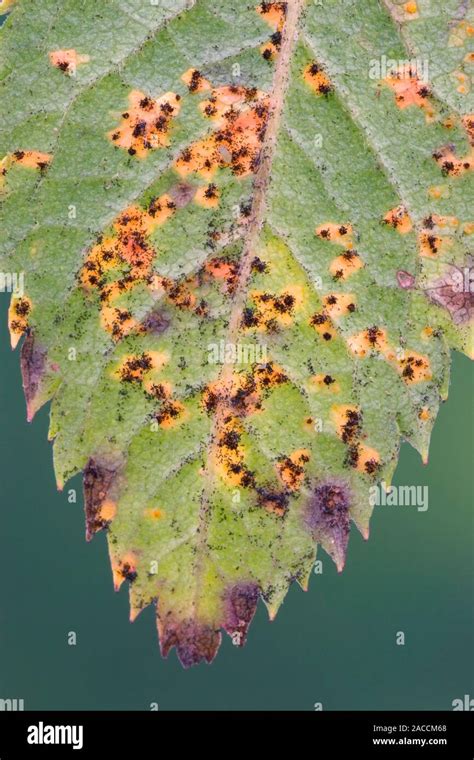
[329,249,364,281]
[108,90,181,157]
[309,311,337,342]
[329,405,381,476]
[257,1,287,61]
[276,449,310,491]
[1,150,52,190]
[48,49,90,75]
[322,292,356,320]
[78,192,207,341]
[8,296,32,348]
[432,143,473,178]
[382,204,413,234]
[243,285,303,332]
[175,84,269,179]
[381,63,434,121]
[303,61,332,96]
[181,68,211,93]
[316,222,353,247]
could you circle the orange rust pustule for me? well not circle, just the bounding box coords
[382,65,433,119]
[309,311,337,342]
[462,114,474,146]
[48,49,89,74]
[214,418,256,488]
[316,222,353,247]
[329,249,364,281]
[303,61,332,96]
[175,86,269,179]
[276,449,310,491]
[244,289,298,331]
[8,297,32,347]
[432,143,473,177]
[108,90,181,158]
[257,2,287,61]
[382,204,413,234]
[202,363,288,418]
[204,256,239,294]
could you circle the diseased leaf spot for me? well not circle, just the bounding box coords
[303,478,352,572]
[382,64,434,121]
[316,222,353,247]
[108,90,181,158]
[382,204,413,234]
[276,449,310,491]
[48,49,90,74]
[303,61,332,96]
[175,84,269,179]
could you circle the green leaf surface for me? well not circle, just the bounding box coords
[1,0,472,666]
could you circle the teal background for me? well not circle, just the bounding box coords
[0,302,472,711]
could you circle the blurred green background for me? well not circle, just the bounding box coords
[0,303,472,711]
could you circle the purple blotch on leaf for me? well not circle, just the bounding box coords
[223,582,260,646]
[158,617,221,669]
[20,331,47,422]
[304,478,352,572]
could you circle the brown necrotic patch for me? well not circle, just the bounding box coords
[175,85,269,179]
[203,362,288,419]
[108,90,181,158]
[83,456,123,541]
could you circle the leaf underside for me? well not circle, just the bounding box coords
[1,0,472,666]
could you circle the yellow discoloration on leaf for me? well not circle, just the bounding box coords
[309,311,337,341]
[354,444,381,475]
[108,90,181,158]
[383,204,413,234]
[144,507,166,520]
[418,407,431,421]
[347,327,392,358]
[99,499,117,522]
[310,374,340,393]
[428,184,450,199]
[418,230,452,258]
[331,404,360,440]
